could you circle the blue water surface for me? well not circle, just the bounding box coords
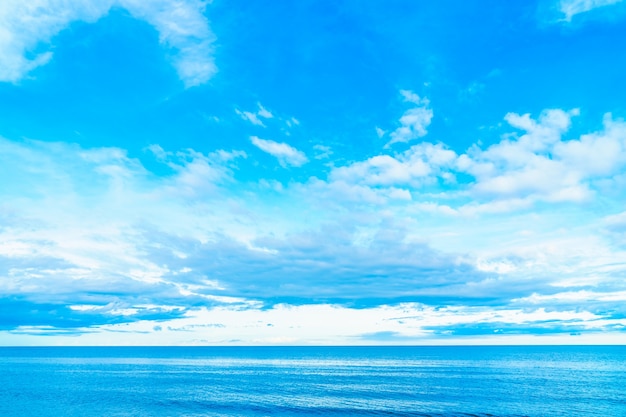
[0,346,624,416]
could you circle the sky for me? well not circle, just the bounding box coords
[1,0,626,346]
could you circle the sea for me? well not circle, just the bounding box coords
[0,346,624,416]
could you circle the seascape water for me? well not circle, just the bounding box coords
[1,346,624,416]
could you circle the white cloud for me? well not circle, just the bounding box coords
[257,104,273,119]
[330,143,456,187]
[3,130,626,344]
[399,89,423,104]
[553,114,626,176]
[236,109,264,126]
[0,0,216,86]
[165,149,244,197]
[250,136,308,167]
[120,0,216,87]
[603,210,626,245]
[236,103,274,127]
[0,138,268,313]
[559,0,623,21]
[459,109,626,204]
[0,0,112,83]
[313,144,332,159]
[515,290,626,304]
[4,301,625,345]
[386,90,433,147]
[310,108,626,219]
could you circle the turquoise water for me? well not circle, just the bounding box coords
[0,346,624,416]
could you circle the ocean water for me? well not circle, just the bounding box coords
[0,346,624,416]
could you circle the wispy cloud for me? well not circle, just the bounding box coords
[0,0,216,86]
[236,103,274,127]
[559,0,623,21]
[0,0,110,83]
[385,90,433,147]
[313,144,332,160]
[250,136,308,167]
[120,0,216,87]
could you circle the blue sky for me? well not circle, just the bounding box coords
[1,0,626,345]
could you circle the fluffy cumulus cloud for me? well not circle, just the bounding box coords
[329,94,626,210]
[330,143,456,189]
[459,109,582,202]
[460,110,626,205]
[322,108,626,212]
[250,136,308,167]
[0,0,215,86]
[559,0,623,21]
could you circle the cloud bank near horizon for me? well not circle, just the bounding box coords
[2,105,626,344]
